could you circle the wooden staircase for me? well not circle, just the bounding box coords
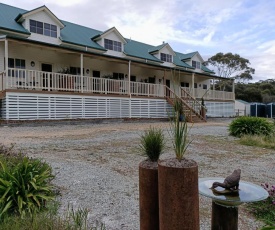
[165,86,206,122]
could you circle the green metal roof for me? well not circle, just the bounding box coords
[0,3,214,75]
[124,39,163,63]
[174,52,194,69]
[201,65,215,74]
[60,20,105,51]
[148,43,167,53]
[0,3,30,35]
[180,51,197,60]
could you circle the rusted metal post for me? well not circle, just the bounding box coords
[211,201,238,230]
[158,159,199,230]
[139,162,159,230]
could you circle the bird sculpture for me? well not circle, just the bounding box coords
[210,169,241,191]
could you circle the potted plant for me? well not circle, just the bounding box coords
[200,97,207,119]
[158,108,199,230]
[139,127,165,230]
[173,98,184,121]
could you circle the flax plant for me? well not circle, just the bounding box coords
[169,99,193,161]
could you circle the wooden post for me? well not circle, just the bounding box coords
[211,201,238,230]
[80,53,83,93]
[4,39,8,89]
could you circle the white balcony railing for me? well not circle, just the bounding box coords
[181,87,234,101]
[2,68,164,97]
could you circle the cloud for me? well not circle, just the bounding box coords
[1,0,275,81]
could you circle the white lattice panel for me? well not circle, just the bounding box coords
[1,92,172,120]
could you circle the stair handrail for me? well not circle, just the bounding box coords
[181,88,206,117]
[164,86,206,122]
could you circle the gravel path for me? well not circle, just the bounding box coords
[0,118,274,229]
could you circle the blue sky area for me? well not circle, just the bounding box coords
[2,0,275,82]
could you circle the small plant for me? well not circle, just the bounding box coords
[247,182,275,227]
[173,98,183,115]
[169,103,193,161]
[139,127,165,161]
[229,117,274,137]
[0,157,55,218]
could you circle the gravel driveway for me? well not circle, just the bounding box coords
[0,118,274,229]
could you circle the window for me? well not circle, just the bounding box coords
[203,84,207,89]
[113,72,124,80]
[30,19,57,38]
[160,53,172,63]
[130,75,136,82]
[70,67,84,75]
[192,60,201,69]
[194,83,198,88]
[93,70,100,78]
[104,39,122,52]
[8,58,25,77]
[181,82,189,87]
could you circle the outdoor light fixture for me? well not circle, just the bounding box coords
[125,74,128,78]
[30,61,35,67]
[86,69,90,74]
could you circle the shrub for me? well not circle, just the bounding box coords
[139,127,165,161]
[229,117,274,137]
[0,157,55,218]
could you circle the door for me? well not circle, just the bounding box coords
[166,79,170,97]
[42,63,52,90]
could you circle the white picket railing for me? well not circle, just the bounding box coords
[4,68,164,97]
[181,87,234,101]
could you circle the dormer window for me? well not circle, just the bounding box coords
[30,19,57,38]
[160,53,172,63]
[104,39,122,52]
[192,60,201,69]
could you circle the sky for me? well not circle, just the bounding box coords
[1,0,275,82]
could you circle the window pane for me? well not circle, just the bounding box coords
[30,19,36,26]
[30,26,36,33]
[44,29,51,36]
[192,61,196,68]
[51,31,57,38]
[8,58,14,68]
[37,21,43,28]
[44,23,50,29]
[15,59,21,68]
[37,27,43,34]
[51,25,57,31]
[21,59,25,68]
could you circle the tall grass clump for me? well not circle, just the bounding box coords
[139,127,165,161]
[169,98,193,161]
[229,117,274,137]
[240,135,275,150]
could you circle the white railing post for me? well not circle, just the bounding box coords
[47,73,50,91]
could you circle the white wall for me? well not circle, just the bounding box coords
[235,100,250,116]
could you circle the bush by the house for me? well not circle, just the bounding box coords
[229,117,274,137]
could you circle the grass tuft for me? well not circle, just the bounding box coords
[139,127,165,162]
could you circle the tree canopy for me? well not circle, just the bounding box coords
[205,52,255,81]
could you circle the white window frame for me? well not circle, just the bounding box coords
[160,53,172,63]
[104,39,122,52]
[30,19,57,38]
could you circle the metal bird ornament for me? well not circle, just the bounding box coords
[210,169,241,191]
